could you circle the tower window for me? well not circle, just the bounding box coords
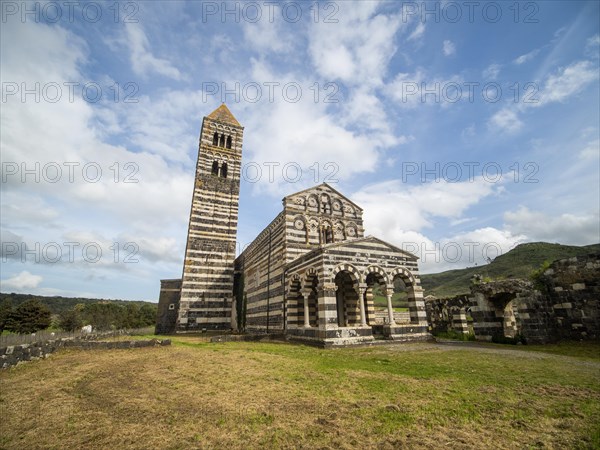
[212,132,218,146]
[220,134,225,147]
[226,136,232,149]
[212,161,219,176]
[221,162,228,179]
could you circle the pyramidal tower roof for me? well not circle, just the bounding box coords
[207,103,241,127]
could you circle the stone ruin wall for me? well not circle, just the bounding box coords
[426,252,600,344]
[542,253,600,340]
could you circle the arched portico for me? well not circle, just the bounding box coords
[284,236,431,346]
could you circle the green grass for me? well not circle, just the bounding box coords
[507,341,600,360]
[1,338,599,449]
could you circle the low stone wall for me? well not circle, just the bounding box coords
[1,337,170,370]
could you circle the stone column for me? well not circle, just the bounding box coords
[319,283,338,330]
[358,284,367,326]
[386,288,395,325]
[301,290,311,328]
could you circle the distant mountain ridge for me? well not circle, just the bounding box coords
[420,242,600,298]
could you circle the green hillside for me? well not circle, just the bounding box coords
[0,293,156,316]
[420,242,600,298]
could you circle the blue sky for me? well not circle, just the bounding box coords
[1,1,599,301]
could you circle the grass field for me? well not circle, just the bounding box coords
[1,337,599,449]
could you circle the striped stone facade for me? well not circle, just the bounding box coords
[157,104,244,333]
[235,183,431,346]
[157,105,430,345]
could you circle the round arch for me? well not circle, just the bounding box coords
[287,273,302,293]
[363,265,390,286]
[389,267,417,286]
[331,263,361,285]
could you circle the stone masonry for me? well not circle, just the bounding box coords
[426,252,600,344]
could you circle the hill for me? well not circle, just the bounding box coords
[420,242,600,298]
[0,293,156,316]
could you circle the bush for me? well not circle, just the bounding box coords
[0,298,13,333]
[59,309,83,332]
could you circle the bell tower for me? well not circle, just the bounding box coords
[177,104,243,331]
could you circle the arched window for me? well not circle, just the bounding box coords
[211,161,219,176]
[325,227,334,243]
[226,136,232,149]
[212,132,219,146]
[321,194,331,214]
[320,224,334,244]
[221,162,228,179]
[220,134,225,147]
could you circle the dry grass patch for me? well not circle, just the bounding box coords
[1,339,599,449]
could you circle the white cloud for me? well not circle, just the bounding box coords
[486,59,598,133]
[513,49,540,65]
[488,108,523,134]
[308,3,403,87]
[482,63,501,80]
[443,40,455,56]
[242,5,294,55]
[504,206,600,246]
[124,23,183,80]
[584,34,599,58]
[407,22,425,42]
[461,124,476,140]
[387,70,464,109]
[0,20,192,298]
[426,227,525,273]
[233,60,405,196]
[352,176,503,238]
[536,60,598,106]
[350,178,522,273]
[579,139,600,160]
[1,271,43,291]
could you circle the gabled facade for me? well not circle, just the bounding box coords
[234,183,430,346]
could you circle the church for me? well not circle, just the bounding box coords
[155,105,430,346]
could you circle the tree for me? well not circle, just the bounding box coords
[59,309,83,332]
[0,298,14,333]
[81,302,121,331]
[121,303,141,329]
[4,299,51,334]
[139,304,157,327]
